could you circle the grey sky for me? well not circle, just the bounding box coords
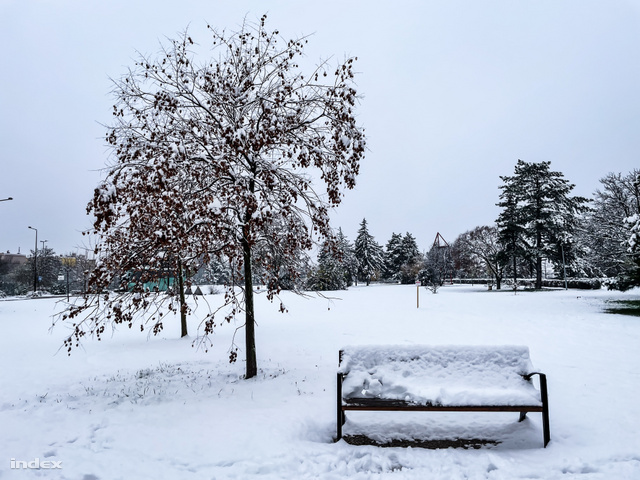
[1,0,639,256]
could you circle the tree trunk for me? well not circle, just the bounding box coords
[242,232,258,379]
[535,230,543,289]
[177,260,188,337]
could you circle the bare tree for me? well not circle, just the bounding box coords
[56,16,365,379]
[455,226,506,289]
[580,170,640,278]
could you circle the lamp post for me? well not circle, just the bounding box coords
[561,244,568,290]
[28,226,38,292]
[0,197,13,202]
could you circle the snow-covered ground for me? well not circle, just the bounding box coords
[1,284,640,479]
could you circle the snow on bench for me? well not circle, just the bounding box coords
[336,345,550,447]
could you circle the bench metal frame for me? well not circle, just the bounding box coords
[336,352,550,447]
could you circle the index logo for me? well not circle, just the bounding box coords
[10,458,63,469]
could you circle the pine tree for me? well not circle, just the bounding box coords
[496,189,528,288]
[398,233,422,284]
[496,160,589,289]
[382,232,422,283]
[354,219,383,286]
[308,241,345,291]
[382,233,403,281]
[307,228,356,291]
[336,228,358,287]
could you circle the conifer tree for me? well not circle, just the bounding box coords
[382,232,421,283]
[336,228,358,287]
[398,233,422,284]
[496,189,528,287]
[496,160,589,289]
[382,233,403,281]
[354,219,383,286]
[307,228,356,291]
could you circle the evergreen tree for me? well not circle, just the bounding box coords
[496,160,589,289]
[307,241,346,291]
[496,189,528,287]
[336,228,358,287]
[382,232,422,283]
[398,233,422,284]
[382,233,403,281]
[354,219,383,286]
[307,228,356,291]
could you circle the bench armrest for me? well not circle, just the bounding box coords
[522,372,550,447]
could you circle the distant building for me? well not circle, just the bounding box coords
[0,251,28,271]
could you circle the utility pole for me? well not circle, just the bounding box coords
[561,244,568,290]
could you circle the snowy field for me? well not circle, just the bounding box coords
[1,284,640,479]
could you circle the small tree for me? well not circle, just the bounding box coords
[455,226,506,289]
[308,228,357,291]
[308,239,346,291]
[354,219,383,286]
[451,235,485,279]
[56,16,365,379]
[419,239,453,292]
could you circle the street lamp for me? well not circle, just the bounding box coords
[0,197,13,202]
[28,226,38,292]
[561,244,568,290]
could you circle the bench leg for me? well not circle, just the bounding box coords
[518,412,527,422]
[539,374,551,447]
[336,373,343,441]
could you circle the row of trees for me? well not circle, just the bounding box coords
[454,163,639,290]
[307,162,640,293]
[307,219,451,291]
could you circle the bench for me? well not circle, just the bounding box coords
[336,345,550,447]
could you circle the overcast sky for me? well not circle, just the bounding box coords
[1,0,639,256]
